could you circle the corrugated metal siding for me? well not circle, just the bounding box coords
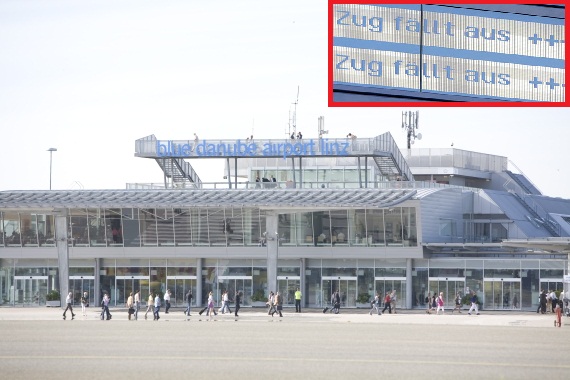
[419,188,464,242]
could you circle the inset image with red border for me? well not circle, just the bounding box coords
[329,0,568,106]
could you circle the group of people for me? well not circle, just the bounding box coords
[265,291,283,317]
[198,290,242,319]
[537,289,563,314]
[290,131,303,140]
[424,290,480,315]
[369,290,398,315]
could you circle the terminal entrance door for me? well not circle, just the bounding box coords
[277,276,300,306]
[115,276,150,306]
[166,276,197,307]
[13,276,48,306]
[540,279,563,294]
[375,277,406,309]
[218,276,253,306]
[428,277,465,307]
[69,276,95,306]
[484,278,521,310]
[321,276,357,308]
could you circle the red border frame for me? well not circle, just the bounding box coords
[328,0,569,107]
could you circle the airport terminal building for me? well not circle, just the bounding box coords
[1,132,569,310]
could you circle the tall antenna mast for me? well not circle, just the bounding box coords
[401,111,421,149]
[291,86,299,136]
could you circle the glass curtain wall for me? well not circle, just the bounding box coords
[3,207,421,248]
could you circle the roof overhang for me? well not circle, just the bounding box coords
[501,238,570,253]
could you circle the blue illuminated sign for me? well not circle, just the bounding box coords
[156,139,351,159]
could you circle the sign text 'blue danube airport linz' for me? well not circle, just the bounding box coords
[333,4,566,102]
[156,139,351,159]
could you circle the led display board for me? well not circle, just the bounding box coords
[332,4,566,102]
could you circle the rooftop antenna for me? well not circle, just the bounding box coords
[318,116,327,139]
[291,86,299,136]
[401,111,421,149]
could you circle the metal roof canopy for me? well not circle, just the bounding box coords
[0,188,417,210]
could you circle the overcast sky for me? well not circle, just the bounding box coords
[1,0,568,198]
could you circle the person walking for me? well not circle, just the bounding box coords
[273,291,283,317]
[332,290,341,314]
[468,290,480,315]
[452,292,462,313]
[537,289,547,314]
[144,292,154,320]
[425,292,432,314]
[80,291,89,317]
[184,290,193,316]
[126,292,134,320]
[381,291,392,314]
[549,290,557,313]
[153,292,161,321]
[369,292,381,315]
[390,290,398,314]
[207,291,215,321]
[234,291,241,317]
[164,289,171,314]
[63,292,76,320]
[294,288,302,313]
[267,291,276,316]
[134,290,141,320]
[436,292,445,314]
[222,290,231,314]
[101,293,112,320]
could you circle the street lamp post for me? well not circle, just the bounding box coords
[47,148,57,190]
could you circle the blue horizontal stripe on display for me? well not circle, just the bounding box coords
[423,46,565,69]
[425,5,566,24]
[367,4,565,24]
[334,37,565,69]
[333,81,544,102]
[333,80,420,93]
[368,4,421,11]
[333,37,421,54]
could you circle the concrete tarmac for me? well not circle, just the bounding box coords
[0,307,569,380]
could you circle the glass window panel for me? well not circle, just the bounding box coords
[314,211,331,246]
[330,210,348,245]
[139,209,157,246]
[87,209,107,246]
[121,208,140,248]
[157,209,174,246]
[348,210,366,245]
[278,213,295,245]
[208,209,226,246]
[297,212,313,246]
[105,209,123,246]
[20,213,38,247]
[69,209,89,246]
[173,208,192,245]
[192,209,209,246]
[384,207,402,244]
[2,211,21,246]
[225,208,244,246]
[244,208,263,246]
[366,209,384,246]
[37,214,55,247]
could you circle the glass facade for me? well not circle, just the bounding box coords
[0,208,567,311]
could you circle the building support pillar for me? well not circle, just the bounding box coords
[196,258,203,307]
[94,258,101,306]
[55,210,69,308]
[266,212,279,293]
[300,258,306,308]
[406,258,413,309]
